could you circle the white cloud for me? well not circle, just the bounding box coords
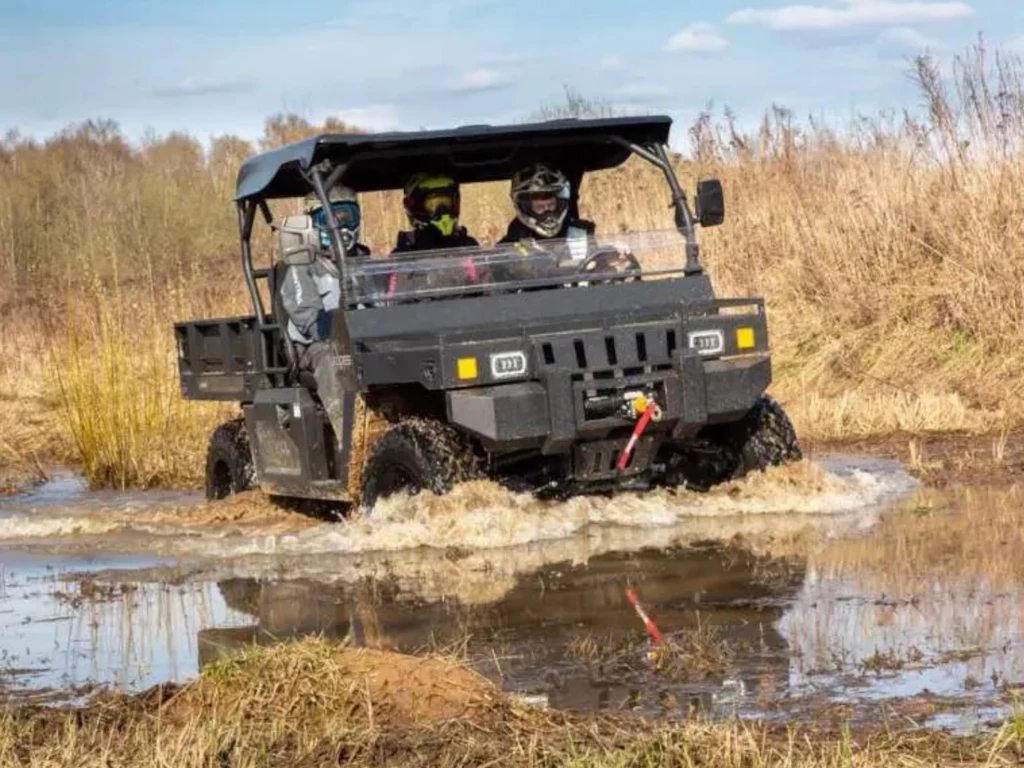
[333,103,401,132]
[876,26,937,51]
[449,68,512,93]
[666,23,729,52]
[612,82,672,99]
[151,79,251,98]
[726,1,974,32]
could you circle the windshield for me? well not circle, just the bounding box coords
[343,228,688,308]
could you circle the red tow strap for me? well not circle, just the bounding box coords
[616,401,659,471]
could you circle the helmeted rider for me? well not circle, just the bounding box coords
[392,172,479,253]
[278,184,368,442]
[307,184,371,259]
[498,163,595,245]
[491,163,611,286]
[388,172,482,296]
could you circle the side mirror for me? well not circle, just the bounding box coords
[695,179,724,227]
[279,214,318,265]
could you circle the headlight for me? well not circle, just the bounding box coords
[687,329,724,356]
[490,350,528,379]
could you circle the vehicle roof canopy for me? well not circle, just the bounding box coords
[234,115,672,201]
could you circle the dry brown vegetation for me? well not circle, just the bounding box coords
[2,41,1023,489]
[566,619,736,683]
[3,637,1024,767]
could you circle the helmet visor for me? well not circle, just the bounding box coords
[312,201,361,233]
[407,185,460,224]
[423,189,459,218]
[523,191,569,215]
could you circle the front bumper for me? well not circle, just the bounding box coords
[446,344,772,480]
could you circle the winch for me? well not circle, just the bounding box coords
[583,389,663,422]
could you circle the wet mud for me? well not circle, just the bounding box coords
[1,446,1022,735]
[805,430,1024,488]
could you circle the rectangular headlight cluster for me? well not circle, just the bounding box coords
[456,350,529,382]
[688,326,757,356]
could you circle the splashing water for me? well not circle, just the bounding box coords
[0,455,918,559]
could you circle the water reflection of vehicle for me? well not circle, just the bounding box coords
[197,543,805,715]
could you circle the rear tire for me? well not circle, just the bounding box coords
[359,418,481,512]
[665,395,801,491]
[205,418,256,500]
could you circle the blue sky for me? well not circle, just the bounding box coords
[1,0,1021,148]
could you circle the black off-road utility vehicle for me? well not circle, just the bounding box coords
[174,115,801,511]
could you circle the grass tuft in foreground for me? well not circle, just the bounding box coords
[2,638,1024,767]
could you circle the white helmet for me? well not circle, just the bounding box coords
[304,185,361,249]
[510,163,571,238]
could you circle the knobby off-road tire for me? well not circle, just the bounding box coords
[359,418,482,512]
[205,417,256,500]
[727,393,802,477]
[666,394,801,491]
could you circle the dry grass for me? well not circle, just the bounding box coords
[47,276,235,489]
[0,345,63,492]
[651,619,738,682]
[788,391,1006,442]
[567,619,737,683]
[2,41,1024,488]
[2,637,1023,767]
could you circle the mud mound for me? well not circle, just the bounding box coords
[164,639,502,728]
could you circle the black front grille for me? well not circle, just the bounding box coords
[535,325,677,374]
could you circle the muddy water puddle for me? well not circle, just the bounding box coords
[2,455,1021,732]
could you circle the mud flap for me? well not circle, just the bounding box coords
[243,388,390,504]
[244,389,331,485]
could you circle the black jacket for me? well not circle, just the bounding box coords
[497,217,595,245]
[392,225,479,254]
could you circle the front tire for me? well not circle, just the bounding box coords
[205,418,256,500]
[359,418,481,511]
[729,394,802,476]
[665,395,801,491]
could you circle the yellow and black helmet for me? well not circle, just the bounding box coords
[402,172,461,237]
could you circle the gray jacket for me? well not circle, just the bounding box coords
[279,255,341,344]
